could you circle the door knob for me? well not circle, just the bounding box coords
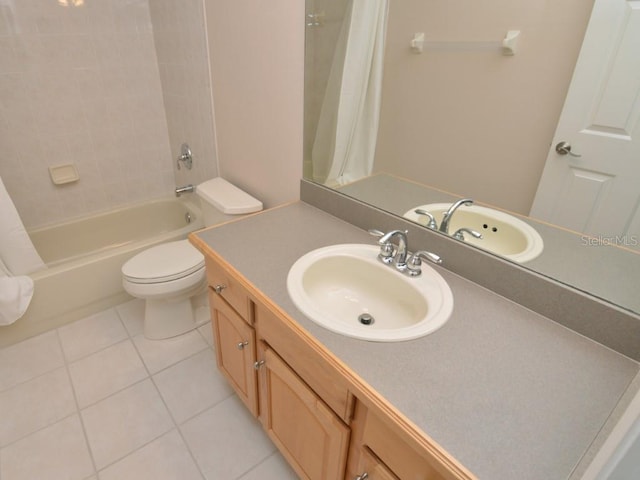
[555,141,582,157]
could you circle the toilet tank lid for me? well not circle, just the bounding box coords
[196,178,263,215]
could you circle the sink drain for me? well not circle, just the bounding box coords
[358,313,374,325]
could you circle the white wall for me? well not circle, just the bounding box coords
[204,0,304,208]
[373,0,595,215]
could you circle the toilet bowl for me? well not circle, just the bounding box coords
[121,177,262,339]
[122,240,207,339]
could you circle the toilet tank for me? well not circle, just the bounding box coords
[196,178,263,226]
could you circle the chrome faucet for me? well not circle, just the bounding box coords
[369,228,443,277]
[378,230,409,271]
[439,198,474,234]
[175,184,194,197]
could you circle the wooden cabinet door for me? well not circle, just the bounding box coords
[210,291,258,416]
[257,343,350,480]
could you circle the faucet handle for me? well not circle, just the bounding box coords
[406,250,442,276]
[414,209,438,229]
[368,229,395,264]
[452,228,483,241]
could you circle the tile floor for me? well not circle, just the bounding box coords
[0,299,299,480]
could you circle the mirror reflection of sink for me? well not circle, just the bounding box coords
[287,244,453,342]
[404,204,544,263]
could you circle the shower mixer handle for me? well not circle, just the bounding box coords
[176,143,193,170]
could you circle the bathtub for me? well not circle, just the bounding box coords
[0,198,205,347]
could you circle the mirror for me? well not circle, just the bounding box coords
[303,0,640,314]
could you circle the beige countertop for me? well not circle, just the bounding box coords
[192,201,639,480]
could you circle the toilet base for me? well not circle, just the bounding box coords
[143,292,209,340]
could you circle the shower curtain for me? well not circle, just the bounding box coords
[0,176,44,325]
[311,0,389,186]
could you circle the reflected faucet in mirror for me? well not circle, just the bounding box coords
[439,199,474,234]
[415,199,484,242]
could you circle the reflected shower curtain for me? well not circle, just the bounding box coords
[312,0,389,186]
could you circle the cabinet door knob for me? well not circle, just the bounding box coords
[354,473,369,480]
[214,284,226,294]
[253,360,265,370]
[237,341,249,350]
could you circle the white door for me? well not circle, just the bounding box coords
[530,0,640,241]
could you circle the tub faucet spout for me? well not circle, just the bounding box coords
[175,184,194,197]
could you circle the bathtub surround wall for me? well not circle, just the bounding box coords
[148,0,219,188]
[0,0,175,229]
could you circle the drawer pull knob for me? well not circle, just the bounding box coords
[355,474,369,480]
[237,341,249,350]
[254,360,265,370]
[214,284,226,294]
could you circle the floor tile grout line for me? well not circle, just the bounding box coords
[79,375,177,474]
[0,332,66,395]
[175,421,208,480]
[93,427,184,477]
[55,327,100,478]
[65,339,148,411]
[233,451,274,480]
[58,313,130,365]
[0,411,79,452]
[0,361,62,396]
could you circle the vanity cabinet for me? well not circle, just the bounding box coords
[202,248,474,480]
[207,254,351,480]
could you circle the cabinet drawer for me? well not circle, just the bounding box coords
[361,407,448,480]
[206,256,252,322]
[254,303,353,422]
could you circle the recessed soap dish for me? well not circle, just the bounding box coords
[49,163,79,185]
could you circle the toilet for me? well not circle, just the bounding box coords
[122,178,262,340]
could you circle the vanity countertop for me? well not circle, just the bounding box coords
[192,201,639,480]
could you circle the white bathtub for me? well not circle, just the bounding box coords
[0,197,205,347]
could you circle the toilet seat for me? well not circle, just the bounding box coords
[122,240,204,284]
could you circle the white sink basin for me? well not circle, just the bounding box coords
[404,204,544,263]
[287,244,453,342]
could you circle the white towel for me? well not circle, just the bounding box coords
[0,175,46,275]
[0,258,34,325]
